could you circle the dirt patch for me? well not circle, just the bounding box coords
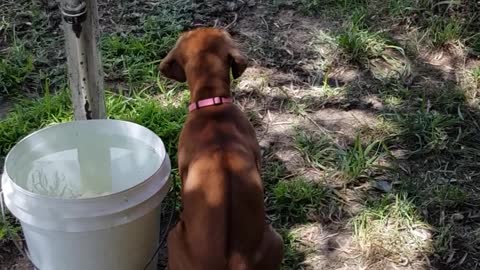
[0,243,31,270]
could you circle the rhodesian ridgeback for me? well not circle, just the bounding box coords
[159,27,284,270]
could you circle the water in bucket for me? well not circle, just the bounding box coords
[10,134,161,199]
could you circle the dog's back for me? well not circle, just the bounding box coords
[161,28,283,270]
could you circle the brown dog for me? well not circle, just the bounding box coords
[159,28,283,270]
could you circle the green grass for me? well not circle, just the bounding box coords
[0,89,188,157]
[471,66,480,87]
[431,184,468,208]
[0,0,66,97]
[0,43,34,96]
[294,129,386,182]
[101,14,187,85]
[339,136,386,182]
[471,35,480,55]
[387,0,418,16]
[0,91,72,156]
[269,178,328,225]
[392,109,460,154]
[0,0,193,97]
[0,217,20,242]
[357,118,400,145]
[428,16,464,46]
[263,159,290,185]
[336,9,404,64]
[279,230,307,270]
[296,0,369,15]
[294,130,337,170]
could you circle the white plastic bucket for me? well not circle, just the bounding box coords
[1,120,171,270]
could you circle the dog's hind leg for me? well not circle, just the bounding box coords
[167,223,193,270]
[253,225,284,270]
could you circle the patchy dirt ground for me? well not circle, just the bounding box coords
[189,1,480,269]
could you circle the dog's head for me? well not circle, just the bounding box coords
[159,28,248,83]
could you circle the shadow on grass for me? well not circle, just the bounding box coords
[235,56,480,269]
[224,1,480,265]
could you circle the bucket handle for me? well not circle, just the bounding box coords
[0,190,40,270]
[0,190,5,221]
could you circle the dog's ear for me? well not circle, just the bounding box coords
[159,49,186,82]
[229,46,248,79]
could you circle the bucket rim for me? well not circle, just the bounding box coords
[2,119,168,202]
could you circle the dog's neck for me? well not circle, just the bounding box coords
[185,56,232,102]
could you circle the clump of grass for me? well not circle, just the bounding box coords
[0,217,20,243]
[279,229,307,270]
[262,155,290,187]
[101,8,190,85]
[393,109,460,153]
[298,0,369,15]
[339,136,385,181]
[294,129,338,170]
[352,194,432,266]
[357,118,400,145]
[106,91,188,161]
[470,35,480,55]
[387,0,417,17]
[298,0,324,13]
[378,83,412,108]
[433,224,454,256]
[431,184,468,208]
[102,32,177,84]
[470,66,480,89]
[430,87,467,115]
[337,10,403,63]
[428,16,463,47]
[0,43,34,96]
[269,178,327,225]
[0,90,72,156]
[337,28,391,62]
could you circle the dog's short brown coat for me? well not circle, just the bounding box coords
[160,28,283,270]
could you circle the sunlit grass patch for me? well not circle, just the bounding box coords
[101,14,185,85]
[352,194,432,266]
[357,117,400,145]
[336,9,404,64]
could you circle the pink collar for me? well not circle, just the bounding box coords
[188,96,233,112]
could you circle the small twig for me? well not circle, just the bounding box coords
[303,113,342,146]
[223,13,238,30]
[261,16,269,32]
